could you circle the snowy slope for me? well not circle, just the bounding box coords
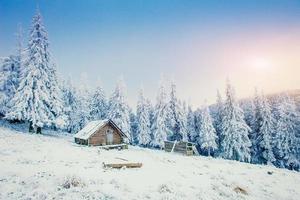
[0,127,299,200]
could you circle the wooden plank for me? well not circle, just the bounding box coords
[99,143,128,150]
[103,162,142,169]
[174,147,188,151]
[171,140,177,153]
[164,145,174,149]
[174,150,187,153]
[192,146,200,155]
[165,147,187,152]
[174,145,187,148]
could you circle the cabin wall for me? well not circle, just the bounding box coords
[88,124,122,146]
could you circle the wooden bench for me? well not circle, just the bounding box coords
[103,162,142,169]
[164,140,198,156]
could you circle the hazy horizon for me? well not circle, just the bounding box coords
[1,0,300,108]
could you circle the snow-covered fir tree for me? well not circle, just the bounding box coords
[254,92,276,165]
[0,26,24,116]
[68,86,90,133]
[129,108,138,143]
[74,74,92,130]
[6,10,63,133]
[193,109,202,143]
[61,78,79,133]
[0,56,19,115]
[182,100,188,139]
[197,105,218,156]
[146,98,154,129]
[213,90,224,145]
[48,64,65,129]
[66,80,91,134]
[247,89,276,165]
[151,78,170,148]
[89,84,107,121]
[246,90,259,161]
[219,80,251,162]
[167,81,187,141]
[136,88,151,146]
[182,101,188,117]
[250,89,263,163]
[273,94,299,170]
[243,99,256,135]
[15,24,24,81]
[187,105,197,142]
[107,78,131,142]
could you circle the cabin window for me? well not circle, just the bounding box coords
[106,129,114,145]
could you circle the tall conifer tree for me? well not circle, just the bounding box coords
[6,10,63,133]
[219,80,251,162]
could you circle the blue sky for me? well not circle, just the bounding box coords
[1,0,300,107]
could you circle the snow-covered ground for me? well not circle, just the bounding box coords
[0,126,299,200]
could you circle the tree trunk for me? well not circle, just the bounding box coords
[29,122,34,133]
[36,127,42,134]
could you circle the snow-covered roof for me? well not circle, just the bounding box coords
[74,119,109,140]
[74,119,127,140]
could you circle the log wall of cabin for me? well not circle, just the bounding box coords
[88,124,122,146]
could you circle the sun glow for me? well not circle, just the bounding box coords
[249,57,272,70]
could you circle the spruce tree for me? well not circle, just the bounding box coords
[89,85,107,121]
[182,100,188,139]
[136,88,151,146]
[214,90,224,146]
[129,109,138,143]
[16,24,24,73]
[244,99,256,137]
[167,82,187,141]
[107,78,131,142]
[6,10,63,133]
[0,56,19,115]
[219,80,251,162]
[255,93,276,165]
[146,98,154,130]
[61,78,77,132]
[273,94,299,170]
[151,78,170,148]
[0,26,24,116]
[197,105,218,156]
[250,89,263,163]
[71,74,92,132]
[193,109,202,143]
[61,77,88,133]
[187,105,197,142]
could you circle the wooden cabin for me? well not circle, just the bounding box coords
[74,119,128,146]
[164,141,199,156]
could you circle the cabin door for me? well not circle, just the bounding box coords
[106,129,114,145]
